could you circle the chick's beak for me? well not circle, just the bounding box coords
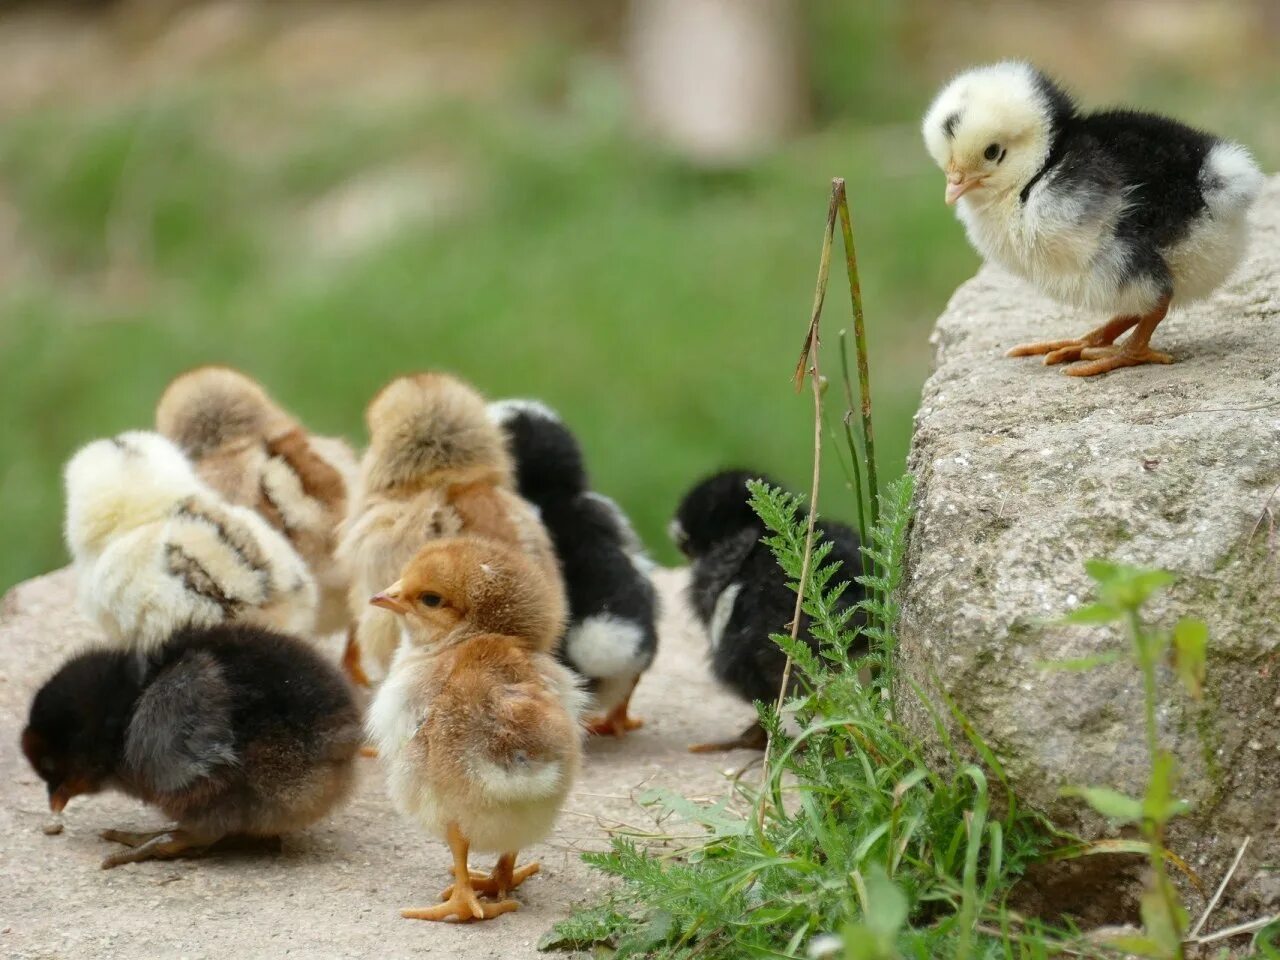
[370,581,407,614]
[49,783,74,813]
[944,168,983,205]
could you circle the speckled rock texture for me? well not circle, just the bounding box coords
[0,567,755,959]
[900,176,1280,920]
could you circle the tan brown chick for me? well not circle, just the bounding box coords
[337,373,566,685]
[156,366,358,635]
[366,536,584,922]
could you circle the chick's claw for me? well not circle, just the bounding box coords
[1005,338,1088,358]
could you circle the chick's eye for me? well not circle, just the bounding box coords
[419,593,443,608]
[984,143,1001,162]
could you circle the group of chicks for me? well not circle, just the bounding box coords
[22,364,858,923]
[24,58,1253,924]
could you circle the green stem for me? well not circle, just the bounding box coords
[835,183,879,531]
[838,332,870,554]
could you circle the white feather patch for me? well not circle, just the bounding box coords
[564,615,647,679]
[470,756,566,803]
[487,398,562,425]
[709,582,743,653]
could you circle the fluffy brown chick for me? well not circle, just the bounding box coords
[337,373,566,684]
[156,366,358,635]
[366,536,584,922]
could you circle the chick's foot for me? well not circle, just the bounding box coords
[688,721,768,754]
[442,855,539,901]
[585,678,643,737]
[406,822,519,922]
[402,889,518,922]
[99,828,212,869]
[1007,313,1142,364]
[1065,344,1174,377]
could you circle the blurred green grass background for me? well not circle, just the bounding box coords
[1,0,1277,591]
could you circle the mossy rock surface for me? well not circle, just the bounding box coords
[899,176,1280,922]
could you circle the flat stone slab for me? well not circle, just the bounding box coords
[0,567,754,959]
[900,176,1280,920]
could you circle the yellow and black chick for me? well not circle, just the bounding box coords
[156,366,359,635]
[671,469,864,752]
[337,373,566,685]
[64,431,317,653]
[21,623,361,869]
[489,399,658,737]
[366,536,585,922]
[923,61,1264,377]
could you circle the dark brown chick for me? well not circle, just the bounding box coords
[338,373,566,684]
[22,624,361,869]
[156,366,358,634]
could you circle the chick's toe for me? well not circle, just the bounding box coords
[402,890,518,922]
[1066,345,1175,377]
[100,828,213,869]
[442,857,539,900]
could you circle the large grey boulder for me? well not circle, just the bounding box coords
[899,177,1280,920]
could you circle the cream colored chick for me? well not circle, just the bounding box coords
[923,61,1263,377]
[64,431,317,652]
[366,536,585,922]
[337,373,566,684]
[156,366,358,635]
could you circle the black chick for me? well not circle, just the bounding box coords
[22,624,362,869]
[489,399,659,737]
[671,469,864,752]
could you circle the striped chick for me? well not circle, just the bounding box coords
[156,366,358,635]
[63,431,317,654]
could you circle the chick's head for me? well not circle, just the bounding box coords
[671,469,775,560]
[364,373,511,493]
[489,399,588,499]
[922,62,1069,206]
[371,536,564,651]
[22,649,143,812]
[64,431,203,556]
[156,366,293,456]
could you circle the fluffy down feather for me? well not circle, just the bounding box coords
[366,537,584,920]
[22,623,361,868]
[673,469,865,750]
[489,399,658,730]
[156,367,358,634]
[337,374,566,681]
[922,61,1263,375]
[64,431,317,652]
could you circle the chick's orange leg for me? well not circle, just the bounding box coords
[585,679,644,737]
[341,626,371,688]
[99,827,216,869]
[1065,298,1174,377]
[442,853,539,900]
[689,720,769,754]
[403,822,518,922]
[1007,313,1142,364]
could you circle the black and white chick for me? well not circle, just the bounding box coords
[21,623,362,869]
[489,399,658,738]
[671,469,864,753]
[923,61,1264,377]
